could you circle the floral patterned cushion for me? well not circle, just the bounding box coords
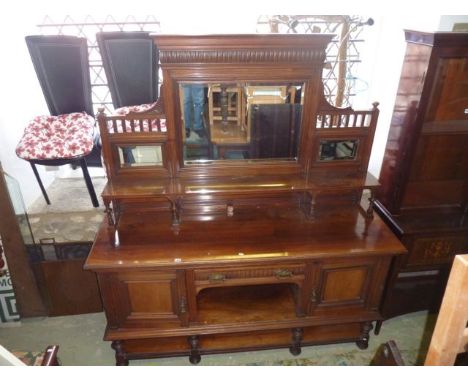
[109,102,167,133]
[16,112,95,160]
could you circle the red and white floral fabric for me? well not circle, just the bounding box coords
[109,102,167,133]
[16,112,95,160]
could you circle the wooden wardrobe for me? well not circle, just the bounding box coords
[375,30,468,320]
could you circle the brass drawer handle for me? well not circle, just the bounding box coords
[208,273,226,282]
[310,288,318,303]
[275,269,293,278]
[179,297,187,314]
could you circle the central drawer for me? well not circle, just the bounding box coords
[192,263,306,293]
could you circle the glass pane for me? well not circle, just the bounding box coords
[3,172,35,245]
[118,145,163,167]
[319,140,359,161]
[180,82,304,164]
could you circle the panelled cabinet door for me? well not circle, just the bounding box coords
[98,269,188,329]
[307,257,391,317]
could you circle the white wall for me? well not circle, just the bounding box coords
[439,15,468,30]
[363,15,442,178]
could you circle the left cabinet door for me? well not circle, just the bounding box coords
[98,269,188,329]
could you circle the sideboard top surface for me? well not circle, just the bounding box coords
[85,206,406,271]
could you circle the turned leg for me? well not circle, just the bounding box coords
[356,321,373,350]
[366,189,375,218]
[111,340,129,366]
[104,200,117,246]
[30,162,50,205]
[374,320,383,335]
[289,327,304,356]
[220,86,228,129]
[188,335,201,364]
[79,157,99,207]
[170,197,182,234]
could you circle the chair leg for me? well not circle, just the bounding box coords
[30,162,50,205]
[79,158,99,207]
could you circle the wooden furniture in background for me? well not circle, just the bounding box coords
[0,163,46,317]
[208,85,244,126]
[0,344,60,366]
[85,34,405,365]
[375,31,468,322]
[425,254,468,365]
[370,340,405,366]
[40,345,60,366]
[32,257,102,316]
[372,255,468,366]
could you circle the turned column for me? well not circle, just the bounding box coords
[356,321,373,350]
[188,335,201,364]
[111,340,129,366]
[289,327,304,356]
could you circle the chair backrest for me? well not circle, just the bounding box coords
[25,35,94,117]
[96,31,159,109]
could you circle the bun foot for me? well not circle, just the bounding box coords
[356,338,369,350]
[189,354,201,364]
[356,321,373,350]
[289,346,302,356]
[111,340,129,366]
[289,328,303,356]
[188,335,201,365]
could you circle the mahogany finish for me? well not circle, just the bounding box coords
[85,34,405,365]
[375,31,468,320]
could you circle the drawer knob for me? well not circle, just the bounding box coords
[275,269,293,278]
[208,273,226,282]
[310,288,318,303]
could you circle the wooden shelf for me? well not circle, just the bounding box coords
[196,284,298,324]
[102,172,380,200]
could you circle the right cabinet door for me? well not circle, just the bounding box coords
[307,256,392,318]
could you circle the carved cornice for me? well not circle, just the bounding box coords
[159,49,327,64]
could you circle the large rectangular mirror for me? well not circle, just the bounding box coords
[179,82,304,164]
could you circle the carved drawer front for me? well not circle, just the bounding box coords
[406,234,468,267]
[193,263,306,292]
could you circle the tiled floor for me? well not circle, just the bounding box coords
[28,177,106,243]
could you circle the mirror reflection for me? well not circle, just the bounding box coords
[180,82,304,164]
[319,140,358,161]
[118,145,163,167]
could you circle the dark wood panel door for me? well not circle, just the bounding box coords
[98,269,187,329]
[308,257,390,317]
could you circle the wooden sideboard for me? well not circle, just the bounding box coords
[87,201,404,365]
[85,34,406,365]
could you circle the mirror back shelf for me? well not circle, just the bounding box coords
[96,34,381,241]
